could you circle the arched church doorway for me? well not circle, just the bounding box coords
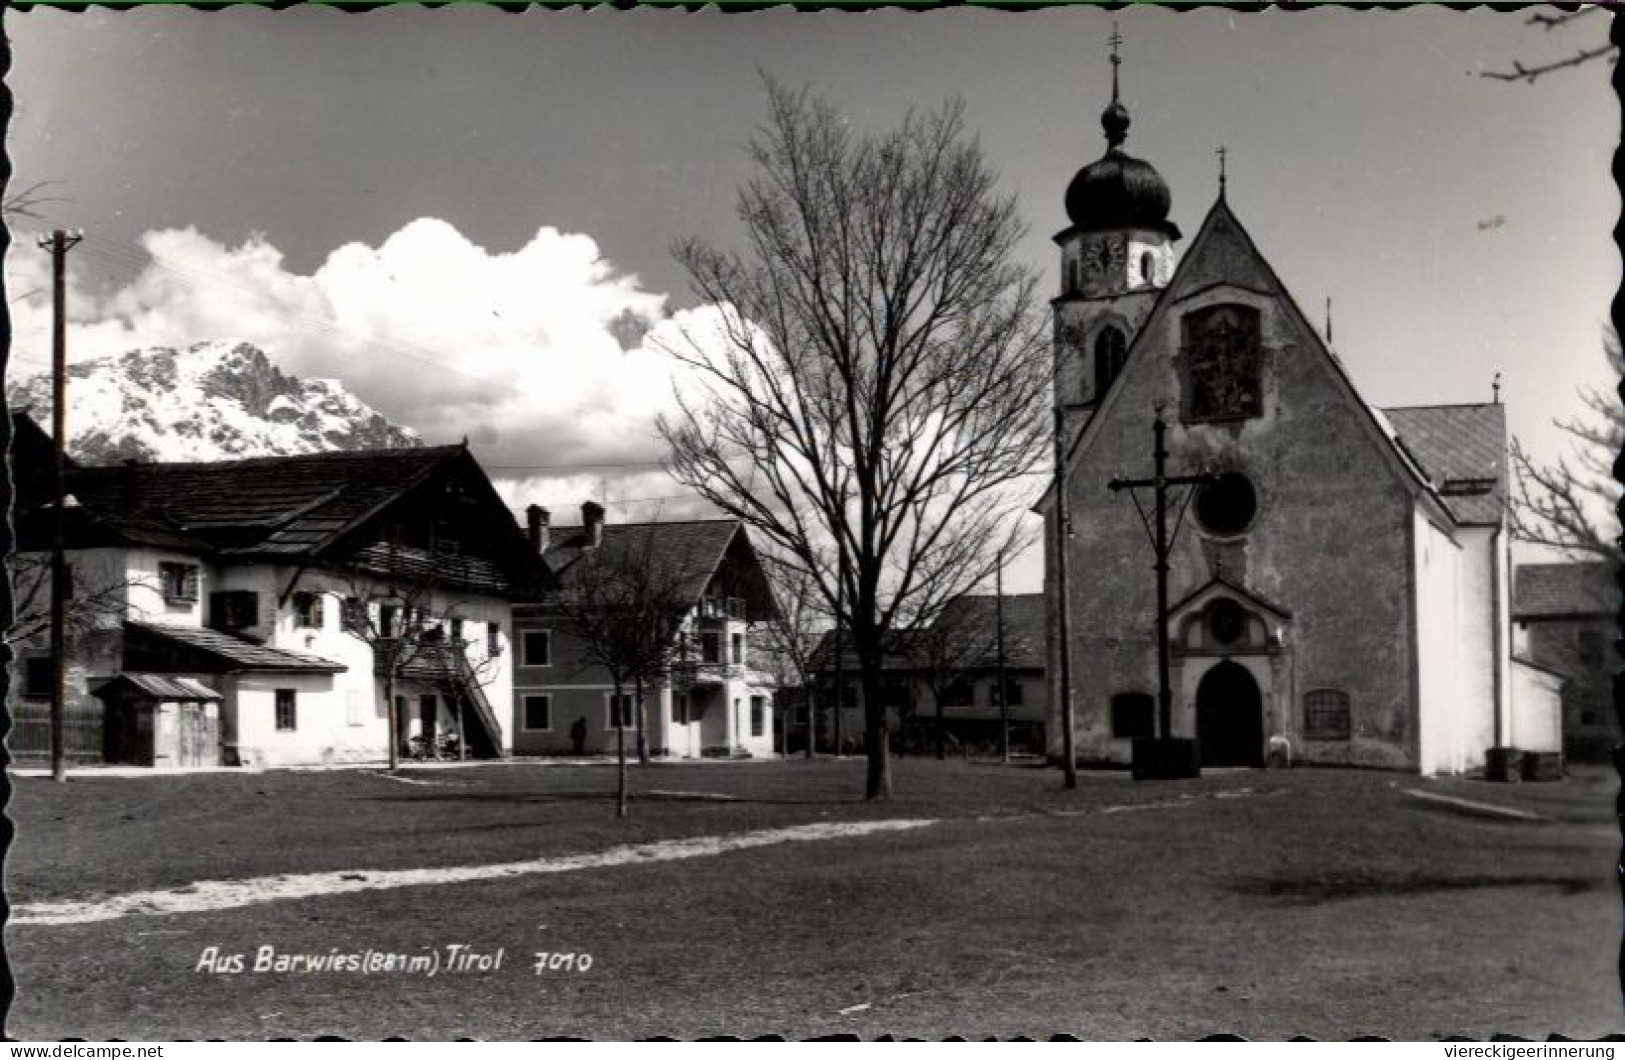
[1196,660,1263,768]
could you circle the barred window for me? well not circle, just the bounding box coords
[292,591,323,629]
[1111,692,1154,740]
[159,562,199,604]
[939,682,974,708]
[1304,689,1351,740]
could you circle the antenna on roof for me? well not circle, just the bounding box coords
[1492,371,1502,405]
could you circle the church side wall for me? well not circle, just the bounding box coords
[1414,513,1467,776]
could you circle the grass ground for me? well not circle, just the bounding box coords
[5,758,1621,1040]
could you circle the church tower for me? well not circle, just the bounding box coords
[1053,31,1181,430]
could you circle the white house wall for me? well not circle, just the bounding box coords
[1509,660,1564,754]
[230,672,349,768]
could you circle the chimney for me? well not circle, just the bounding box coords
[525,504,550,554]
[581,500,605,549]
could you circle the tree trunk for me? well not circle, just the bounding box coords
[634,681,649,765]
[615,686,629,819]
[861,669,892,801]
[385,667,399,772]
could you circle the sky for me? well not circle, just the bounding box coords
[4,5,1618,592]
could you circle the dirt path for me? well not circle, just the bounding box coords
[11,818,937,926]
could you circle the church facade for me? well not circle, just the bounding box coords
[1043,54,1558,776]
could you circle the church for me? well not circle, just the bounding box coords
[1043,45,1562,777]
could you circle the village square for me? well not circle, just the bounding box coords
[2,4,1619,1044]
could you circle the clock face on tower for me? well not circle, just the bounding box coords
[1083,237,1126,279]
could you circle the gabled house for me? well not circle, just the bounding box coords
[510,503,779,758]
[807,594,1050,755]
[10,417,546,768]
[1513,562,1617,763]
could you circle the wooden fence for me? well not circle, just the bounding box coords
[7,701,104,763]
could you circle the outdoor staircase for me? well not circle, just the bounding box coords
[439,652,505,759]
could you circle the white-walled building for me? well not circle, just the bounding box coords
[510,504,780,759]
[11,428,543,768]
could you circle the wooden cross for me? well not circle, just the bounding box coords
[1217,145,1229,195]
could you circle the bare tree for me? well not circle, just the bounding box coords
[551,535,704,818]
[1510,329,1622,563]
[6,555,136,646]
[756,554,829,758]
[657,81,1049,800]
[1481,8,1615,84]
[902,597,1002,761]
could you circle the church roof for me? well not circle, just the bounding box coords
[1513,562,1616,620]
[1380,404,1507,526]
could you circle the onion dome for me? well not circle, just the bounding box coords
[1062,39,1181,240]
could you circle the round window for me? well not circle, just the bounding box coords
[1195,472,1257,536]
[1207,598,1246,645]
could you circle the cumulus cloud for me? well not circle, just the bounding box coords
[7,219,733,523]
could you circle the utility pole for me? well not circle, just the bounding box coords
[832,564,845,757]
[39,228,82,784]
[1108,406,1217,779]
[1051,405,1077,789]
[995,549,1009,764]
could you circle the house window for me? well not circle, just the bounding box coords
[341,597,365,633]
[275,689,298,732]
[728,597,747,621]
[487,622,502,657]
[701,631,723,665]
[522,630,552,667]
[379,604,400,639]
[523,694,553,732]
[750,695,766,737]
[991,681,1025,708]
[939,682,974,708]
[674,692,690,725]
[159,561,199,604]
[23,657,53,698]
[607,693,635,729]
[730,632,744,666]
[292,591,323,629]
[345,689,366,727]
[450,618,465,644]
[1304,689,1352,741]
[1110,692,1155,740]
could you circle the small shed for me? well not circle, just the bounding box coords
[92,673,223,768]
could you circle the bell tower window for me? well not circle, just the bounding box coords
[1140,251,1157,287]
[1093,326,1128,398]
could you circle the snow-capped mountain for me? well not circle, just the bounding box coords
[8,340,421,464]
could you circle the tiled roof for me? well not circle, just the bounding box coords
[1380,404,1507,526]
[57,446,466,557]
[542,521,772,614]
[92,673,223,701]
[1513,563,1616,620]
[809,594,1047,673]
[933,594,1048,670]
[126,621,347,673]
